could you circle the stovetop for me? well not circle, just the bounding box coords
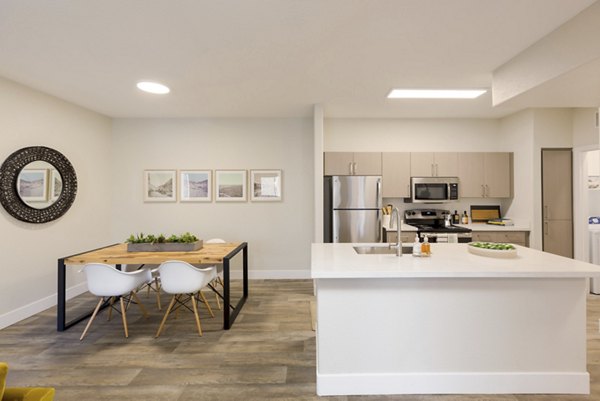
[409,224,472,234]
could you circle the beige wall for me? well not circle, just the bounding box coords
[110,118,314,277]
[0,77,112,328]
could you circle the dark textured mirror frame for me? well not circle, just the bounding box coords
[0,146,77,224]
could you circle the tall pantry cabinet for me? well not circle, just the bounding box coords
[541,149,573,258]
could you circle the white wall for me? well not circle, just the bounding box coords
[110,118,313,277]
[325,118,501,152]
[0,77,112,328]
[573,108,599,148]
[500,109,534,222]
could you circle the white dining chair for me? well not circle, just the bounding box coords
[125,264,162,310]
[155,260,217,337]
[80,263,150,340]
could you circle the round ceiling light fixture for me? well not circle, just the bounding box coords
[136,81,170,94]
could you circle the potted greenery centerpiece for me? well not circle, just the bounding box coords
[125,232,203,252]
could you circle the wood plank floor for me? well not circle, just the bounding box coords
[1,279,600,400]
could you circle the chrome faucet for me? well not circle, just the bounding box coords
[389,207,402,256]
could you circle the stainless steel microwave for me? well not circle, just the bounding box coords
[411,177,459,203]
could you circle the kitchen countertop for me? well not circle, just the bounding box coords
[384,219,530,232]
[311,242,600,279]
[382,222,418,232]
[455,220,530,231]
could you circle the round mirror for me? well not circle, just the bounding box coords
[16,161,63,209]
[0,146,77,223]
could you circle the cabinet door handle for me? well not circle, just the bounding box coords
[435,164,439,176]
[353,162,357,175]
[485,184,489,197]
[431,164,434,176]
[481,185,485,197]
[349,162,353,175]
[544,222,549,235]
[544,205,549,219]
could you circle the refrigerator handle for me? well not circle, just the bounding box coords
[376,178,382,208]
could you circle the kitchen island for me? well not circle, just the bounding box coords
[311,243,600,396]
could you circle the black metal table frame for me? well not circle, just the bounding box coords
[57,242,248,332]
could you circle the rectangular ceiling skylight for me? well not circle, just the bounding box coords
[387,89,487,99]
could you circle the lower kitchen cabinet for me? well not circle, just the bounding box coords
[384,230,414,244]
[471,231,529,247]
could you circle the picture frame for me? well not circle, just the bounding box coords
[250,170,282,201]
[215,170,247,202]
[179,170,212,202]
[144,170,177,202]
[17,169,48,202]
[50,169,63,200]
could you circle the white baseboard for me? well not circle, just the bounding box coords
[231,269,311,280]
[0,282,88,330]
[317,371,590,395]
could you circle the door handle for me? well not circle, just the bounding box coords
[353,162,357,175]
[481,185,485,197]
[485,184,489,197]
[544,205,549,219]
[431,164,434,176]
[435,164,439,176]
[349,162,353,175]
[544,222,549,235]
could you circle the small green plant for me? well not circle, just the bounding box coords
[126,232,199,244]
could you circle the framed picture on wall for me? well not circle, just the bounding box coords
[215,170,247,202]
[250,170,282,201]
[17,169,48,202]
[180,170,212,202]
[144,170,177,202]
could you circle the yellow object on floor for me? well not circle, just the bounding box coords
[0,363,55,401]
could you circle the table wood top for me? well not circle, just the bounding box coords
[64,242,243,265]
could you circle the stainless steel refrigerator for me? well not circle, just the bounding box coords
[324,176,382,243]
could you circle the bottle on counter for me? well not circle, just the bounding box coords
[412,234,421,256]
[453,210,460,224]
[421,235,430,256]
[461,210,469,224]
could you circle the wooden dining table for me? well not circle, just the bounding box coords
[57,242,248,332]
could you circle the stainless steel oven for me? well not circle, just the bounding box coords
[411,177,459,203]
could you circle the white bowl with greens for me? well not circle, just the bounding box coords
[468,242,518,258]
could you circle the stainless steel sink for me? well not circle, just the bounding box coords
[353,245,413,255]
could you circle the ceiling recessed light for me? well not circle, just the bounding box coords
[136,81,170,94]
[387,89,487,99]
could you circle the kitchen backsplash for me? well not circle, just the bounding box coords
[383,197,514,220]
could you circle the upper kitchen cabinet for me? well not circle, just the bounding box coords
[382,152,411,198]
[410,152,458,177]
[324,152,382,175]
[458,152,512,198]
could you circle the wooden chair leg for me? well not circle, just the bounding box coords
[119,297,129,338]
[190,292,203,337]
[175,295,181,319]
[198,290,215,318]
[80,298,104,341]
[107,296,115,321]
[131,291,148,318]
[215,291,222,311]
[155,277,162,310]
[155,295,177,338]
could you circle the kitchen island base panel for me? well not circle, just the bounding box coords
[316,372,589,396]
[315,277,588,395]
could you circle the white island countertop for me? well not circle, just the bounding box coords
[311,242,600,279]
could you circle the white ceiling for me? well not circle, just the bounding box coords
[0,0,596,119]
